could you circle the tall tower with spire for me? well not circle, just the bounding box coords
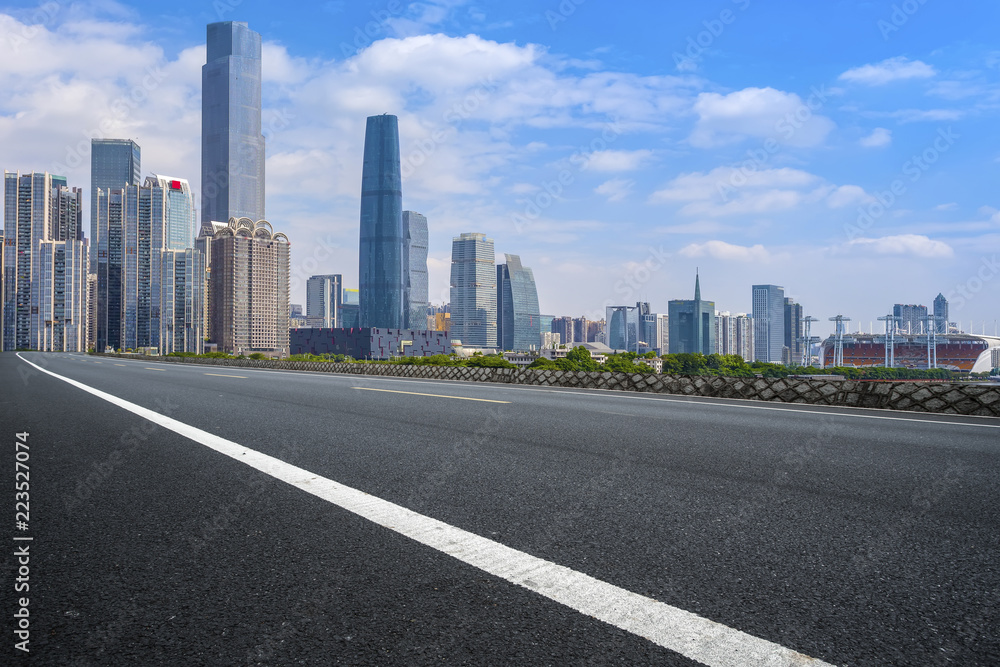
[667,272,716,354]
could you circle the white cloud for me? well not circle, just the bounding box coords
[839,57,936,86]
[594,178,633,202]
[860,127,891,148]
[679,241,772,262]
[580,149,653,172]
[650,167,833,217]
[689,87,835,148]
[844,235,953,258]
[827,185,871,208]
[887,108,964,123]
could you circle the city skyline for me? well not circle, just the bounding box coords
[1,2,998,336]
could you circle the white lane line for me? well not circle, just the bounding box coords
[204,372,247,379]
[353,386,511,404]
[17,353,833,667]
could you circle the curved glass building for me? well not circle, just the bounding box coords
[497,254,541,351]
[359,114,405,329]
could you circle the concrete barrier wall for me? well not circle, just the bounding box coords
[100,354,1000,417]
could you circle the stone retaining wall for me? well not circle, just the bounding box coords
[99,354,1000,417]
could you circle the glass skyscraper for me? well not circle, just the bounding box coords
[148,175,196,250]
[497,254,540,351]
[752,284,785,363]
[359,114,405,329]
[306,274,342,328]
[450,233,496,347]
[90,139,140,272]
[668,275,715,355]
[403,211,428,329]
[202,21,265,224]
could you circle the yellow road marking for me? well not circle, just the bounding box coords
[353,387,510,404]
[205,373,247,379]
[145,368,166,371]
[93,361,102,364]
[114,363,126,366]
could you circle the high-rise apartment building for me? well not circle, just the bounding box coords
[403,211,428,329]
[551,316,574,346]
[306,274,342,328]
[35,240,89,351]
[668,274,715,355]
[2,172,89,351]
[202,22,265,224]
[784,297,803,366]
[496,254,541,351]
[715,311,754,361]
[893,303,928,335]
[359,114,405,329]
[148,174,196,250]
[752,284,785,363]
[207,218,289,356]
[90,139,140,272]
[933,293,949,333]
[450,232,496,347]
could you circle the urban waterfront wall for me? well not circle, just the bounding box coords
[98,354,1000,417]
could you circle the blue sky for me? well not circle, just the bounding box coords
[2,0,999,336]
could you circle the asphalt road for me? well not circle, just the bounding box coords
[2,351,999,666]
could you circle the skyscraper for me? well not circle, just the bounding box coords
[784,297,803,365]
[496,253,541,351]
[207,218,289,356]
[893,303,928,335]
[403,211,428,329]
[90,139,140,272]
[604,303,651,353]
[668,274,715,355]
[202,21,265,224]
[933,293,949,333]
[450,232,496,347]
[752,284,785,363]
[160,248,205,354]
[3,172,88,351]
[306,274,342,328]
[148,174,197,250]
[359,114,405,328]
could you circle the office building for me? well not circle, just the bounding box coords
[359,114,405,329]
[306,274,342,329]
[160,249,205,354]
[450,232,496,347]
[933,293,949,334]
[87,273,97,351]
[784,297,803,366]
[90,139,140,272]
[202,22,265,224]
[496,254,541,351]
[605,303,651,353]
[893,303,928,335]
[639,304,660,353]
[403,211,428,329]
[668,274,715,354]
[752,284,785,363]
[148,175,196,250]
[35,240,88,352]
[207,217,289,356]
